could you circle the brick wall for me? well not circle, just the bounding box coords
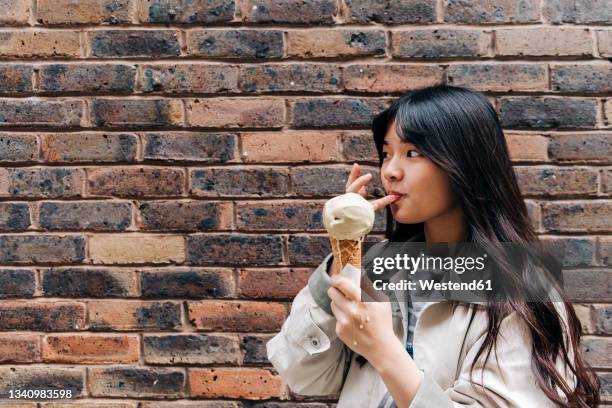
[0,0,609,406]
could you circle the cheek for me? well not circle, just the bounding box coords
[394,162,456,222]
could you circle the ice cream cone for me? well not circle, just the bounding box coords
[329,235,363,276]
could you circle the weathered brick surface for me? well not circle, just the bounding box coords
[0,1,609,405]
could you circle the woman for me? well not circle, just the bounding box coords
[266,85,600,407]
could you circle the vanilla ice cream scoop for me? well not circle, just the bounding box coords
[323,192,375,240]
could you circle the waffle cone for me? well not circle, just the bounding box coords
[329,236,362,275]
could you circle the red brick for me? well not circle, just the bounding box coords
[343,64,444,93]
[41,132,138,163]
[287,29,385,58]
[43,334,139,364]
[88,300,182,331]
[37,0,134,24]
[238,267,311,299]
[0,65,33,94]
[496,27,593,57]
[0,0,31,25]
[596,29,612,57]
[505,133,549,162]
[189,368,285,399]
[0,31,80,58]
[241,131,339,163]
[186,98,284,128]
[87,167,185,198]
[0,334,40,363]
[188,300,286,332]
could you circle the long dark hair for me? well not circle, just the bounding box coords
[370,85,600,407]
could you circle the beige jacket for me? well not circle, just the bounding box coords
[266,239,576,407]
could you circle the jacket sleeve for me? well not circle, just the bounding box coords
[407,302,576,408]
[266,251,352,396]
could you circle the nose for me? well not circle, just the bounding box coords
[382,159,403,182]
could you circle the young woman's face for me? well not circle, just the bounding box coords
[381,119,457,224]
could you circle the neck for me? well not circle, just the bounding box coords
[424,205,467,245]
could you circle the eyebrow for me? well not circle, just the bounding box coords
[382,139,412,146]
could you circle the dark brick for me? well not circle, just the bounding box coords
[341,132,378,163]
[143,334,240,364]
[90,30,181,58]
[444,0,539,23]
[89,367,185,398]
[42,268,136,297]
[88,167,185,198]
[237,201,324,231]
[0,167,84,198]
[515,167,598,197]
[0,99,83,128]
[287,234,331,265]
[187,30,284,59]
[292,98,387,129]
[39,201,132,231]
[0,133,37,162]
[91,98,183,128]
[0,367,84,399]
[551,64,612,94]
[0,269,35,298]
[499,97,597,129]
[548,133,612,163]
[0,235,86,264]
[0,202,30,230]
[564,270,611,302]
[447,63,547,92]
[139,0,235,23]
[544,0,612,24]
[392,29,491,59]
[140,64,239,94]
[190,167,289,197]
[140,268,234,299]
[539,237,596,268]
[0,65,33,94]
[39,64,136,93]
[41,132,138,163]
[542,202,612,232]
[137,200,233,231]
[0,302,86,331]
[144,132,237,163]
[187,234,283,266]
[290,165,385,197]
[241,334,274,364]
[345,0,436,23]
[239,63,341,94]
[239,0,337,24]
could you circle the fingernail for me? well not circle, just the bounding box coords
[366,173,372,178]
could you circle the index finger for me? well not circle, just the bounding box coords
[370,194,401,211]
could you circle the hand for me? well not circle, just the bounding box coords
[327,271,398,363]
[346,163,401,210]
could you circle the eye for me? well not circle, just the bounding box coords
[407,149,421,158]
[382,151,389,159]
